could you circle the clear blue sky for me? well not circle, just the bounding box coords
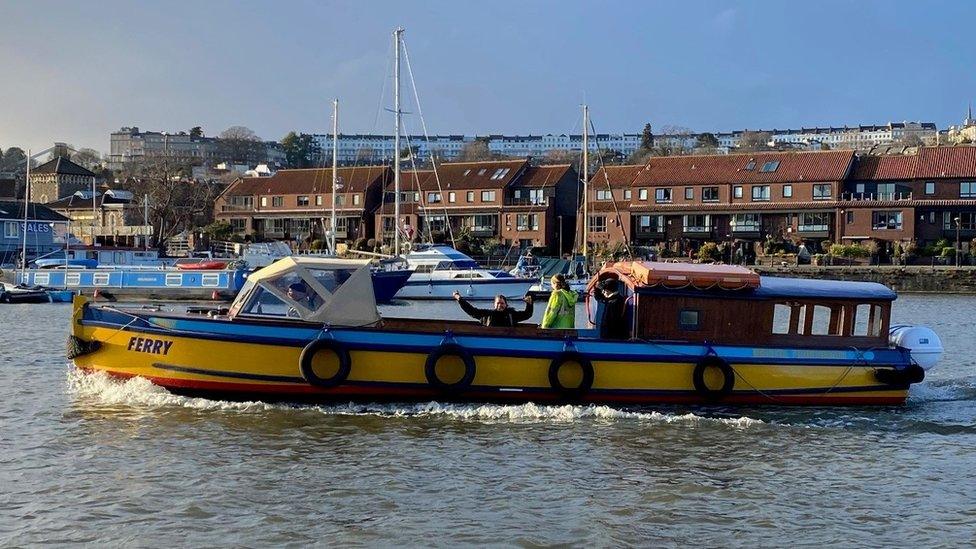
[2,0,975,154]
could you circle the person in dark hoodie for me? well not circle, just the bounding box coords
[453,291,533,327]
[594,278,628,340]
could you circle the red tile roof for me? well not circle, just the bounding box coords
[631,150,855,186]
[225,166,390,196]
[382,160,530,191]
[510,164,575,188]
[853,147,976,180]
[589,165,647,189]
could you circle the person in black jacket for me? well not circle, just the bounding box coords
[453,291,533,327]
[594,278,628,340]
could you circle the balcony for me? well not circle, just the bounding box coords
[682,226,713,235]
[467,226,497,237]
[504,197,549,206]
[221,204,255,212]
[797,224,830,233]
[841,192,913,201]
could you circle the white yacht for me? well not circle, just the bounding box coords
[396,244,534,300]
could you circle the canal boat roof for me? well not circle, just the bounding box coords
[598,261,896,302]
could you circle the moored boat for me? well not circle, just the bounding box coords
[68,257,944,406]
[396,244,534,300]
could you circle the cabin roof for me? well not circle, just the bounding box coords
[752,276,896,301]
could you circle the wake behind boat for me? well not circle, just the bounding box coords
[68,256,944,406]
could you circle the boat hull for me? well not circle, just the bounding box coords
[71,302,916,406]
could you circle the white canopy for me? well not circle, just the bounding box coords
[230,256,379,326]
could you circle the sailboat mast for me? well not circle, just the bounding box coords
[331,98,339,253]
[582,105,589,270]
[393,27,403,257]
[20,148,31,275]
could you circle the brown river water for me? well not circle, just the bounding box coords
[1,295,974,546]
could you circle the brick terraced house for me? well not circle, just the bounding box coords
[214,166,392,243]
[373,160,578,253]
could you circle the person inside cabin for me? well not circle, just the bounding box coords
[453,291,533,327]
[541,274,577,329]
[286,282,317,317]
[594,278,628,340]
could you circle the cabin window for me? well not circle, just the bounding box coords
[810,305,833,335]
[307,268,356,294]
[93,273,111,286]
[241,287,289,317]
[853,303,884,337]
[165,273,183,287]
[201,273,221,287]
[34,273,50,286]
[678,309,700,330]
[65,273,81,286]
[270,272,320,312]
[772,304,791,334]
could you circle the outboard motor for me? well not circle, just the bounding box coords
[889,325,944,371]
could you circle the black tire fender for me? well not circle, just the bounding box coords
[425,343,476,392]
[299,338,351,388]
[692,355,735,400]
[548,351,595,399]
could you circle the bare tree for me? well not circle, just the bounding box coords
[457,139,493,161]
[217,126,264,164]
[72,148,103,170]
[737,131,773,152]
[118,157,221,251]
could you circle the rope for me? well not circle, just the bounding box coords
[588,115,633,260]
[401,37,456,248]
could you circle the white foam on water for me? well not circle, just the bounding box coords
[65,368,765,428]
[908,379,976,404]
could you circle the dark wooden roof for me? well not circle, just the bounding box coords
[31,156,97,178]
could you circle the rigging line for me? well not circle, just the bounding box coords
[589,115,633,260]
[498,165,555,269]
[401,133,434,245]
[400,37,456,248]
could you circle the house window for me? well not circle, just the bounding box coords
[3,221,18,239]
[702,187,719,202]
[490,168,511,180]
[297,195,309,206]
[760,160,780,173]
[783,185,793,198]
[637,215,664,232]
[230,218,246,232]
[655,188,672,203]
[466,191,474,202]
[733,186,743,199]
[925,181,935,195]
[751,185,770,201]
[745,160,756,171]
[638,188,648,201]
[872,211,903,230]
[596,189,613,201]
[877,183,896,200]
[813,184,832,200]
[589,215,607,233]
[731,213,760,232]
[272,196,283,207]
[798,212,829,232]
[516,214,539,231]
[427,192,442,203]
[846,211,854,224]
[481,190,496,202]
[448,191,456,203]
[477,168,487,176]
[463,169,472,176]
[684,187,694,200]
[944,212,976,230]
[260,197,268,207]
[682,214,711,233]
[623,189,632,200]
[353,194,360,206]
[315,195,323,206]
[855,183,865,194]
[961,182,976,198]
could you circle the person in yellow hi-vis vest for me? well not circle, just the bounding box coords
[541,274,578,329]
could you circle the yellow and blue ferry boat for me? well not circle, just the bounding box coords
[68,257,944,406]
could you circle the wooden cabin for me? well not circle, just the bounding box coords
[593,262,895,348]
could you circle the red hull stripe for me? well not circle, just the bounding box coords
[85,369,906,406]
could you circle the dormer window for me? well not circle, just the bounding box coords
[745,160,756,171]
[760,160,780,172]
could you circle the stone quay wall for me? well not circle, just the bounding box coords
[752,265,976,293]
